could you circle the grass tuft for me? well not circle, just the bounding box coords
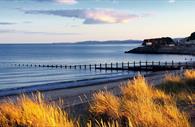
[90,75,190,127]
[90,91,121,119]
[0,93,74,127]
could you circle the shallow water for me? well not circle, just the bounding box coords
[0,43,194,90]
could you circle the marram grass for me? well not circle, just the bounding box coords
[0,94,74,127]
[90,75,191,127]
[0,70,194,127]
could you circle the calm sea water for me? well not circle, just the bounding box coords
[0,43,194,90]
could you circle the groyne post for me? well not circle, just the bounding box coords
[133,61,135,68]
[84,65,86,69]
[116,62,118,69]
[139,61,141,69]
[89,64,91,70]
[146,61,147,69]
[172,60,174,69]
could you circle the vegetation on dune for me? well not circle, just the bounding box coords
[158,70,194,104]
[0,94,74,127]
[90,75,190,127]
[0,70,194,127]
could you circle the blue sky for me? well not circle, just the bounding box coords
[0,0,195,43]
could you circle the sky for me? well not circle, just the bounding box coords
[0,0,195,43]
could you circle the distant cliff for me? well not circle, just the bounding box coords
[54,40,142,45]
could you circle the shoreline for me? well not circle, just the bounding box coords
[0,72,138,98]
[0,71,174,106]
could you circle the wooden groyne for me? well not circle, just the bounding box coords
[9,61,195,71]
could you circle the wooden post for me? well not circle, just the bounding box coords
[158,61,160,70]
[139,61,141,69]
[172,60,174,69]
[100,64,102,69]
[105,63,107,70]
[116,62,118,70]
[146,61,147,70]
[89,64,91,70]
[85,65,86,69]
[165,61,167,66]
[134,61,135,68]
[111,63,112,69]
[95,64,96,69]
[128,62,130,69]
[122,62,124,69]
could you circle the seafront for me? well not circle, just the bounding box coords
[0,70,178,106]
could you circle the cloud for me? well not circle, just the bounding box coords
[55,0,77,4]
[6,0,78,5]
[0,29,78,35]
[23,21,32,24]
[0,22,16,25]
[24,9,140,24]
[168,0,176,3]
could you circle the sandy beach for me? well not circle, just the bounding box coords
[0,71,175,107]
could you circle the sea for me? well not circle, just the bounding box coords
[0,43,194,90]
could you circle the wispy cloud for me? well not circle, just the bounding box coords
[6,0,78,5]
[168,0,176,3]
[23,21,32,24]
[55,0,77,4]
[0,29,78,35]
[0,22,16,25]
[24,9,143,24]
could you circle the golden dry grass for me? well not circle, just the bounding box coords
[158,70,195,122]
[90,75,190,127]
[184,70,195,80]
[90,91,121,119]
[0,70,194,127]
[0,94,74,127]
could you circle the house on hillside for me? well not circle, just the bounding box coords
[142,37,175,47]
[185,32,195,45]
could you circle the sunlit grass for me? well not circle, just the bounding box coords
[0,70,194,127]
[90,75,190,127]
[90,91,121,119]
[0,94,74,127]
[158,70,195,120]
